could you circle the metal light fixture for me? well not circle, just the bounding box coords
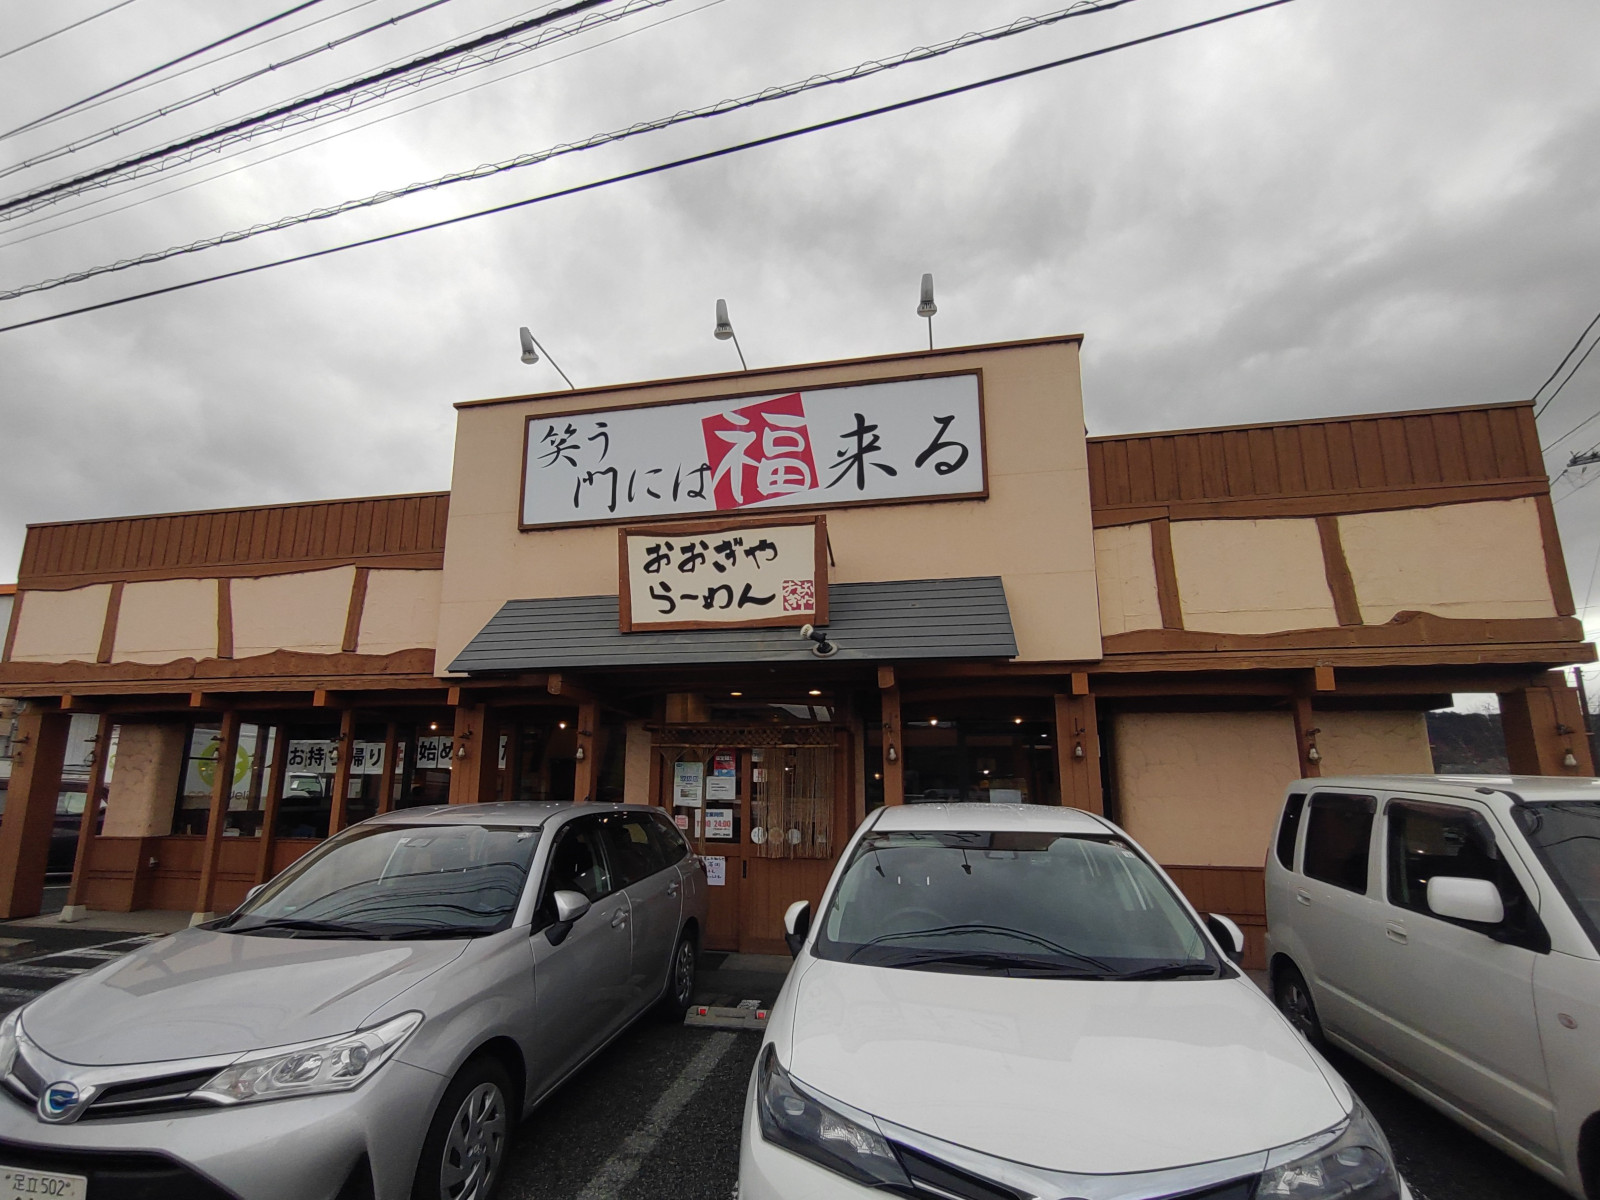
[713,299,748,370]
[1073,742,1085,760]
[455,743,469,760]
[575,744,586,762]
[799,623,837,657]
[1307,745,1321,764]
[1564,749,1580,769]
[917,273,937,349]
[886,745,898,763]
[518,326,576,389]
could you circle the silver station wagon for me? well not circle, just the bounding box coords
[0,801,708,1200]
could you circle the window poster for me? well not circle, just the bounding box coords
[704,856,727,886]
[706,808,734,840]
[673,760,704,807]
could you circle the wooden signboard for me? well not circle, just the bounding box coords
[619,515,828,632]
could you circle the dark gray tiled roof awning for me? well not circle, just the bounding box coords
[448,577,1016,673]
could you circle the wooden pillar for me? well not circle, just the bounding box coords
[448,704,497,805]
[254,724,289,885]
[1054,688,1103,814]
[193,710,242,921]
[573,700,598,802]
[1500,675,1596,776]
[61,714,113,920]
[327,708,357,834]
[880,668,904,806]
[0,709,70,919]
[1291,696,1322,779]
[377,722,399,815]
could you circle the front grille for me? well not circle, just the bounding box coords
[1175,1178,1257,1199]
[894,1144,1025,1200]
[81,1069,218,1120]
[0,1136,239,1200]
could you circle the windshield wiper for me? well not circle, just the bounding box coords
[374,926,482,940]
[854,924,1116,973]
[228,918,382,939]
[1115,961,1220,980]
[884,949,1101,978]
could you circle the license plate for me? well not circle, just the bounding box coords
[0,1166,87,1199]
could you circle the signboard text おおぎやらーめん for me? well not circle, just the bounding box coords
[520,372,984,528]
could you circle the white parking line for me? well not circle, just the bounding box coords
[572,1032,739,1200]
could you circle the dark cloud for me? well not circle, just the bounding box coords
[2,0,1599,650]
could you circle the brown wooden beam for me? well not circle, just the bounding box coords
[1500,680,1595,776]
[341,567,370,654]
[215,578,234,660]
[327,708,357,835]
[189,691,206,708]
[881,684,904,806]
[254,724,290,885]
[97,581,124,664]
[1291,696,1321,779]
[1,589,22,663]
[61,714,113,917]
[1316,516,1363,627]
[194,710,243,919]
[1314,665,1336,692]
[573,700,599,802]
[313,688,333,708]
[0,708,69,919]
[1054,692,1102,814]
[1150,518,1184,630]
[1536,493,1577,617]
[877,665,895,690]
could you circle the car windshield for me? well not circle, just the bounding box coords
[1516,801,1600,951]
[813,829,1217,978]
[222,823,540,938]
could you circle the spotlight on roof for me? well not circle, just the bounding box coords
[799,623,837,658]
[713,298,748,370]
[517,326,575,389]
[917,273,937,349]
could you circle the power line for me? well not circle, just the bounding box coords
[0,0,1301,338]
[0,0,729,254]
[1536,337,1600,453]
[0,0,463,183]
[2,0,335,142]
[0,0,142,63]
[0,0,1139,301]
[0,0,624,218]
[1534,308,1600,417]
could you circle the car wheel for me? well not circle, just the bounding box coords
[659,930,697,1020]
[1274,963,1324,1048]
[413,1056,513,1200]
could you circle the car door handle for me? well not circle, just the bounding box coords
[666,881,680,898]
[1385,923,1408,944]
[1295,889,1312,906]
[611,909,628,929]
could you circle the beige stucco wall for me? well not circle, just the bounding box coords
[104,723,186,837]
[112,579,217,664]
[1170,518,1339,634]
[1314,710,1434,775]
[1338,498,1556,624]
[1093,523,1162,636]
[1114,710,1301,866]
[232,567,355,658]
[357,569,442,654]
[8,584,109,663]
[436,340,1100,670]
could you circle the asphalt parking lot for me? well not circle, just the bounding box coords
[0,931,1573,1200]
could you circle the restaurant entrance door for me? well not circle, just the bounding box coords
[654,726,851,954]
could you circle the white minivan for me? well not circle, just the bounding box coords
[1265,775,1600,1199]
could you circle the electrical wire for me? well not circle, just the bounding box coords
[0,0,142,63]
[1536,337,1600,453]
[0,0,1139,300]
[0,0,626,218]
[0,0,1301,337]
[0,0,730,254]
[1534,309,1600,418]
[2,0,335,142]
[0,0,464,182]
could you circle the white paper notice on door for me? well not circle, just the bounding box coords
[673,761,704,807]
[704,856,727,886]
[705,774,736,801]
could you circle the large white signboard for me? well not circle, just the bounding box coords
[520,372,984,528]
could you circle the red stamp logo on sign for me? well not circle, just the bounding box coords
[702,393,819,510]
[782,579,815,613]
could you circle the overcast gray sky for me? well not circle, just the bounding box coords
[2,0,1599,664]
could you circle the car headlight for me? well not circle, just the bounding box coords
[1257,1097,1402,1198]
[0,1010,18,1080]
[756,1044,912,1189]
[193,1012,422,1106]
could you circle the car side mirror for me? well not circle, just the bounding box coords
[243,884,265,904]
[1427,876,1504,926]
[783,900,811,958]
[553,890,591,924]
[1205,913,1245,962]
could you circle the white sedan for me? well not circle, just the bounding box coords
[739,802,1411,1200]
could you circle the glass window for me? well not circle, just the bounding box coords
[1516,802,1600,950]
[227,822,539,937]
[1303,792,1376,894]
[751,746,834,860]
[1389,801,1544,942]
[813,830,1217,978]
[1275,793,1307,869]
[543,819,613,906]
[597,813,666,888]
[646,812,689,866]
[901,715,1058,806]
